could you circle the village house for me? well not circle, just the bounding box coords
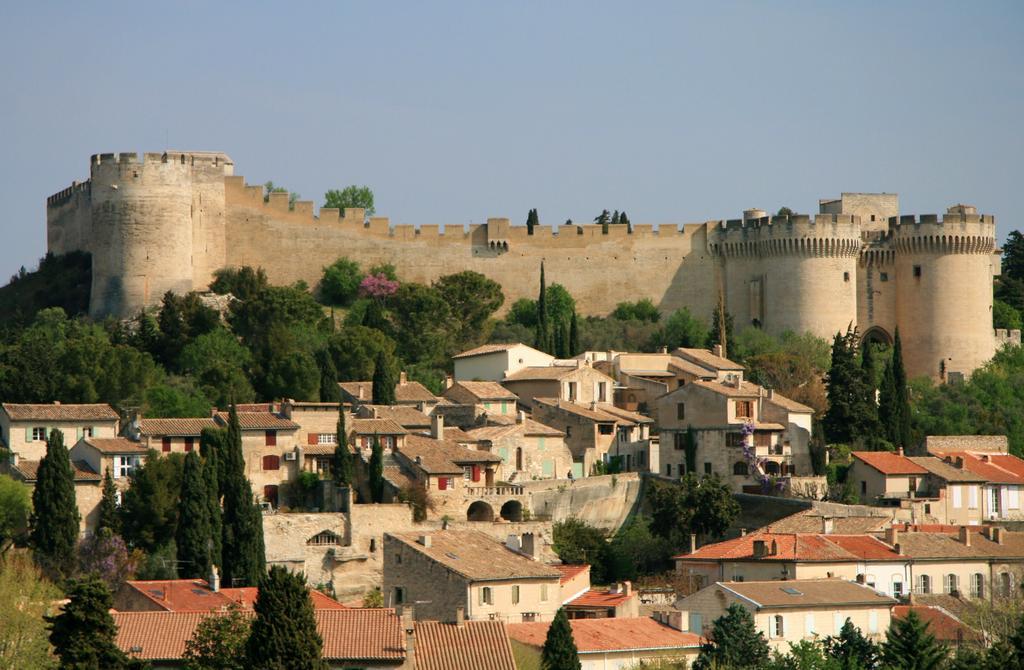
[339,372,442,413]
[452,342,554,382]
[891,605,982,647]
[357,404,433,433]
[0,402,120,461]
[564,581,641,619]
[113,571,346,612]
[501,362,616,411]
[212,410,299,508]
[507,616,702,669]
[414,619,518,670]
[383,530,563,624]
[130,417,217,454]
[441,381,520,422]
[656,362,816,493]
[69,436,147,486]
[532,398,652,478]
[2,455,102,534]
[465,414,569,482]
[675,579,895,650]
[925,437,1024,522]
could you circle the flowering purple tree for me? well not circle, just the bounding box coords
[358,273,399,300]
[77,530,140,590]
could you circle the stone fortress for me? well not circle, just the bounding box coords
[46,151,1019,380]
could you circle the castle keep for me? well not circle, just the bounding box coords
[46,151,1016,380]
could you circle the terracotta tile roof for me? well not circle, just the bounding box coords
[220,587,347,611]
[387,530,562,581]
[395,380,439,403]
[351,418,407,435]
[673,532,900,562]
[120,579,346,612]
[766,511,890,534]
[690,379,762,398]
[762,393,814,414]
[114,608,404,662]
[443,381,519,402]
[232,402,276,412]
[442,426,478,443]
[82,437,148,454]
[415,620,516,670]
[338,381,374,401]
[932,451,1024,485]
[717,579,896,608]
[213,412,299,431]
[2,402,119,422]
[553,564,590,584]
[892,605,982,643]
[503,366,580,382]
[905,456,986,482]
[452,343,521,359]
[595,403,654,425]
[138,417,218,437]
[383,463,417,489]
[666,356,719,378]
[568,588,635,608]
[399,434,502,475]
[365,405,432,428]
[533,398,618,423]
[507,617,702,653]
[467,419,564,441]
[895,529,1024,559]
[852,451,929,475]
[8,459,101,482]
[673,347,745,371]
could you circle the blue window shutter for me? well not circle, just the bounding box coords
[25,427,32,442]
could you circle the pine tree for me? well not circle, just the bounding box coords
[693,602,770,670]
[823,327,877,445]
[333,403,352,486]
[595,209,611,234]
[620,211,632,234]
[534,262,550,354]
[568,312,580,358]
[245,565,326,669]
[30,429,80,578]
[177,450,212,579]
[824,618,880,670]
[369,436,385,503]
[317,349,339,403]
[97,467,120,536]
[220,405,266,587]
[880,609,947,670]
[611,210,620,226]
[47,576,129,669]
[372,350,396,405]
[541,607,581,670]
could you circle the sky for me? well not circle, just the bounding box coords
[0,1,1021,280]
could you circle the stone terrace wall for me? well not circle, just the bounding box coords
[523,473,643,530]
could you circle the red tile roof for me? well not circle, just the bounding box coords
[415,620,516,670]
[81,437,148,454]
[852,451,928,475]
[114,608,405,662]
[120,579,346,612]
[138,417,218,437]
[674,532,900,562]
[7,459,101,482]
[1,402,119,422]
[553,564,590,584]
[507,617,701,653]
[214,412,299,431]
[933,451,1024,485]
[568,588,635,608]
[892,605,981,643]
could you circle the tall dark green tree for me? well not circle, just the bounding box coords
[879,329,913,451]
[97,467,121,536]
[201,433,223,571]
[220,405,266,587]
[541,607,581,670]
[595,209,611,234]
[372,349,396,405]
[176,450,212,579]
[1003,230,1024,281]
[333,404,353,486]
[880,609,947,670]
[620,211,632,234]
[30,428,80,578]
[526,208,539,236]
[693,602,770,670]
[369,436,385,503]
[823,326,877,445]
[553,320,566,358]
[47,576,129,669]
[317,349,339,403]
[245,565,326,670]
[120,450,185,555]
[534,262,550,353]
[200,427,227,497]
[824,618,880,670]
[568,312,580,358]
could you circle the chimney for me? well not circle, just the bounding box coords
[959,526,971,547]
[517,410,525,424]
[455,606,465,627]
[740,528,747,537]
[53,400,61,406]
[624,581,632,596]
[767,389,774,400]
[689,534,697,555]
[885,526,900,547]
[770,539,778,556]
[897,447,904,457]
[209,565,220,593]
[419,535,432,548]
[955,457,965,469]
[358,385,365,400]
[668,610,685,631]
[521,532,539,561]
[982,454,991,463]
[895,543,903,556]
[506,535,521,552]
[399,371,408,385]
[590,401,598,411]
[712,344,723,358]
[822,517,834,535]
[753,540,766,558]
[445,374,454,390]
[661,347,668,354]
[431,414,445,441]
[993,527,1005,545]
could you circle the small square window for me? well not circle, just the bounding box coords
[843,272,850,282]
[913,265,922,278]
[704,462,712,475]
[880,272,889,282]
[676,403,685,421]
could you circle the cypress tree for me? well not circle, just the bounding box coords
[369,436,385,503]
[333,404,352,486]
[526,208,538,236]
[372,350,396,405]
[97,467,120,536]
[890,328,913,451]
[245,565,326,669]
[200,431,223,570]
[568,312,580,358]
[552,320,565,359]
[823,327,876,445]
[221,405,266,587]
[30,428,80,578]
[694,602,770,670]
[201,427,228,498]
[317,349,339,403]
[534,262,550,354]
[176,450,212,579]
[561,319,571,360]
[541,607,581,670]
[620,211,632,234]
[880,609,947,670]
[47,576,129,669]
[611,210,620,225]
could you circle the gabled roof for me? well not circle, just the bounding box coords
[415,620,516,670]
[395,380,439,403]
[567,588,635,609]
[594,403,654,425]
[895,528,1024,559]
[467,419,565,441]
[851,451,928,475]
[931,451,1024,485]
[2,402,119,422]
[351,418,407,436]
[507,617,701,653]
[673,531,900,562]
[452,343,522,359]
[399,434,501,474]
[714,579,896,609]
[689,379,762,399]
[443,381,519,403]
[119,579,346,612]
[114,608,405,662]
[762,393,814,414]
[138,417,218,437]
[906,456,987,483]
[892,605,982,643]
[338,381,374,401]
[503,365,579,382]
[7,459,100,482]
[553,564,590,584]
[533,398,619,424]
[386,531,561,582]
[364,405,432,428]
[766,511,890,534]
[673,347,745,371]
[213,412,299,431]
[81,437,148,455]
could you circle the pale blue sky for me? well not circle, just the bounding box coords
[1,2,1021,280]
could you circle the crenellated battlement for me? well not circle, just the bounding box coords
[889,212,996,255]
[90,151,233,169]
[46,179,91,207]
[708,213,862,258]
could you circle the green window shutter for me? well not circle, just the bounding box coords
[25,427,32,442]
[76,427,83,441]
[538,437,546,451]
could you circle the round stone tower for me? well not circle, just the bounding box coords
[88,152,231,318]
[893,206,996,380]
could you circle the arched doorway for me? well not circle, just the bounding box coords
[764,461,781,476]
[861,326,893,347]
[467,501,495,522]
[499,500,524,522]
